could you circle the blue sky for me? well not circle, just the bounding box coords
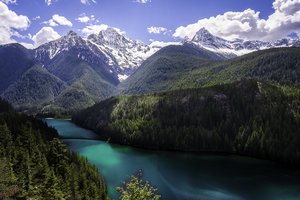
[0,0,299,48]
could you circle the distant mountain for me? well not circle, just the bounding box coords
[88,28,156,79]
[117,44,226,94]
[34,31,119,85]
[0,41,117,114]
[0,44,34,93]
[73,79,300,165]
[51,60,116,113]
[35,29,161,81]
[2,65,67,111]
[187,28,300,58]
[1,28,299,114]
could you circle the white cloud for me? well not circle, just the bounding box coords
[44,19,58,26]
[44,14,73,27]
[46,0,96,5]
[52,14,72,26]
[134,0,151,3]
[0,2,30,44]
[81,24,125,36]
[264,0,300,40]
[80,0,96,5]
[32,16,41,21]
[173,0,300,41]
[45,0,55,6]
[20,42,34,49]
[76,13,96,24]
[0,0,17,4]
[81,24,109,35]
[149,40,181,48]
[32,27,61,47]
[273,0,300,15]
[147,26,171,35]
[77,16,90,23]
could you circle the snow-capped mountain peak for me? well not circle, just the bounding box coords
[87,27,155,76]
[34,30,98,62]
[187,27,300,58]
[192,28,232,50]
[192,28,215,42]
[88,28,128,48]
[34,28,161,81]
[67,30,77,37]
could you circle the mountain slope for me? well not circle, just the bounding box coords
[1,65,67,111]
[0,33,119,114]
[51,65,116,113]
[117,44,225,94]
[0,44,35,93]
[35,29,160,81]
[35,31,119,86]
[88,28,155,77]
[73,80,300,165]
[173,47,300,89]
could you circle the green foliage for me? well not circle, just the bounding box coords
[0,158,20,199]
[117,171,160,200]
[73,80,300,165]
[0,44,117,115]
[2,65,67,111]
[173,47,300,90]
[0,98,107,199]
[0,43,34,93]
[2,63,117,115]
[119,47,300,96]
[117,44,223,95]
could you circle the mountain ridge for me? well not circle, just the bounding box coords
[1,27,300,114]
[186,27,300,58]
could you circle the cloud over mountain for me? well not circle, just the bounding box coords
[173,0,300,41]
[32,26,60,47]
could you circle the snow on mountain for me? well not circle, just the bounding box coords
[33,27,299,82]
[186,28,300,58]
[34,31,110,69]
[35,28,163,81]
[87,28,158,77]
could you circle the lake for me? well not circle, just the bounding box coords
[46,118,300,200]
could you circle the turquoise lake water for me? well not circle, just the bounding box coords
[46,119,300,200]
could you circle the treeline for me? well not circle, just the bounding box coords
[0,98,107,199]
[73,79,300,165]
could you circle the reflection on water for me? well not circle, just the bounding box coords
[46,119,300,200]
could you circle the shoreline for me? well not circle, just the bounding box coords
[54,118,298,169]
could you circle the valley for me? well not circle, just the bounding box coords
[1,2,300,198]
[47,118,300,200]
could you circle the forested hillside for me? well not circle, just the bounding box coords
[117,44,225,94]
[2,65,67,112]
[0,99,107,199]
[0,44,34,94]
[172,47,300,89]
[73,80,300,165]
[0,43,118,115]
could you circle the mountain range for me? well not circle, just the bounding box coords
[186,28,300,58]
[0,27,299,114]
[72,46,300,165]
